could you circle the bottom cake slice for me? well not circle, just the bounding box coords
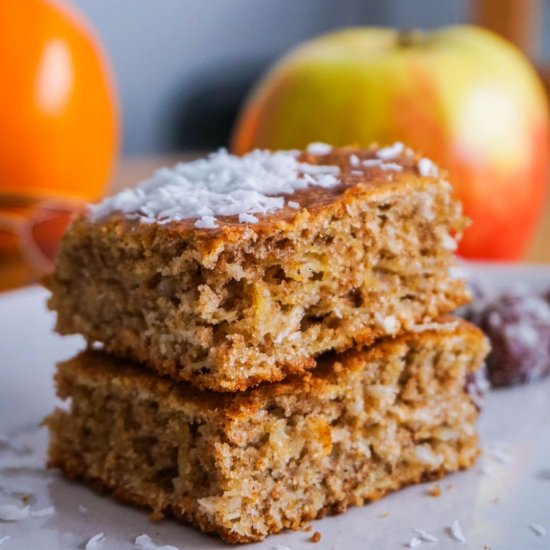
[46,318,488,543]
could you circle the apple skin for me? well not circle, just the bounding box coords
[232,26,549,260]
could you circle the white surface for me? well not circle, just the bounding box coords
[0,263,549,549]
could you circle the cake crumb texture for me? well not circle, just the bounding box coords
[47,146,470,392]
[46,319,487,543]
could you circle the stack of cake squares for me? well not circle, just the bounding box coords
[45,143,488,543]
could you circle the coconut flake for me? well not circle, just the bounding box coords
[194,216,218,229]
[350,154,360,166]
[89,148,340,229]
[31,505,55,517]
[413,528,439,543]
[0,536,10,547]
[410,321,458,333]
[134,534,179,550]
[377,142,404,160]
[0,504,30,521]
[238,213,258,224]
[490,448,512,464]
[362,158,383,168]
[414,445,443,467]
[287,200,299,209]
[449,519,467,542]
[440,232,457,251]
[85,533,106,550]
[449,265,469,280]
[306,142,332,155]
[418,158,439,178]
[479,464,493,476]
[380,162,403,172]
[530,523,546,536]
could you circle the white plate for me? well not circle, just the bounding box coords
[0,263,549,549]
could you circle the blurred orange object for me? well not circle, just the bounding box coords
[0,0,118,201]
[232,26,549,260]
[0,0,118,288]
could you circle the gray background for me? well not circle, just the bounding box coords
[72,0,544,154]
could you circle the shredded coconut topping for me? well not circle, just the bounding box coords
[85,533,106,550]
[306,142,332,155]
[0,504,30,521]
[380,162,403,172]
[89,148,341,229]
[418,158,439,178]
[377,142,405,160]
[362,158,383,168]
[0,537,10,547]
[134,534,179,550]
[407,536,422,548]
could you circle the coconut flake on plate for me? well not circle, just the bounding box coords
[448,519,467,542]
[479,464,493,477]
[134,533,179,550]
[413,528,439,543]
[490,448,512,464]
[85,533,106,550]
[530,523,547,536]
[88,148,341,229]
[31,505,55,517]
[0,504,30,521]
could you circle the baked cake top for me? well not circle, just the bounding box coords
[88,142,445,233]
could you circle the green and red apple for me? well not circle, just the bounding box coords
[232,26,549,260]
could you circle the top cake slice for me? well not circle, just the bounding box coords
[47,143,470,392]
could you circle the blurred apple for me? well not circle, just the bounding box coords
[232,26,549,260]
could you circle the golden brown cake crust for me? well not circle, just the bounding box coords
[47,319,488,543]
[47,145,470,392]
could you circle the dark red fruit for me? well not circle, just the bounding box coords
[463,284,550,387]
